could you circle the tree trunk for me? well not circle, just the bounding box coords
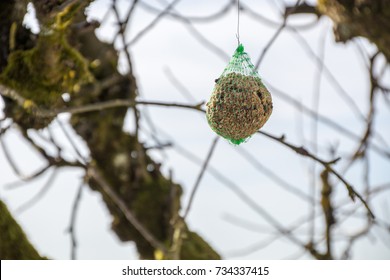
[0,0,220,259]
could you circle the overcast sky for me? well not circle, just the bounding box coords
[1,0,389,260]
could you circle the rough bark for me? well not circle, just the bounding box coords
[0,0,220,259]
[317,0,390,62]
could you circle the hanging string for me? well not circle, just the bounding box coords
[236,0,240,45]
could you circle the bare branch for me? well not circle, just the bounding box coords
[257,130,375,219]
[152,0,229,61]
[5,166,51,188]
[289,28,366,121]
[52,99,205,116]
[351,53,381,160]
[266,82,390,159]
[284,2,321,17]
[55,119,88,164]
[183,136,219,219]
[0,84,27,108]
[67,182,84,260]
[1,83,205,117]
[138,0,234,23]
[0,128,52,182]
[255,0,307,68]
[234,146,312,202]
[14,168,59,214]
[122,0,139,30]
[242,2,319,30]
[126,0,181,47]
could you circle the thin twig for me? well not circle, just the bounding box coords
[2,82,206,117]
[242,2,318,30]
[183,136,219,219]
[255,0,302,68]
[68,182,84,260]
[245,8,367,122]
[257,130,375,219]
[0,131,26,179]
[155,0,229,61]
[351,53,380,160]
[255,24,285,68]
[15,168,59,214]
[126,0,181,47]
[56,119,88,164]
[5,166,51,189]
[289,28,366,121]
[122,0,139,30]
[234,147,312,202]
[266,82,390,158]
[138,0,234,23]
[1,129,51,181]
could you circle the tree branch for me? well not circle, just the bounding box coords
[257,130,375,219]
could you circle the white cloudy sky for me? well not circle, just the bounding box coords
[1,0,389,259]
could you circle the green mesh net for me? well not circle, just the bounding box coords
[206,44,273,145]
